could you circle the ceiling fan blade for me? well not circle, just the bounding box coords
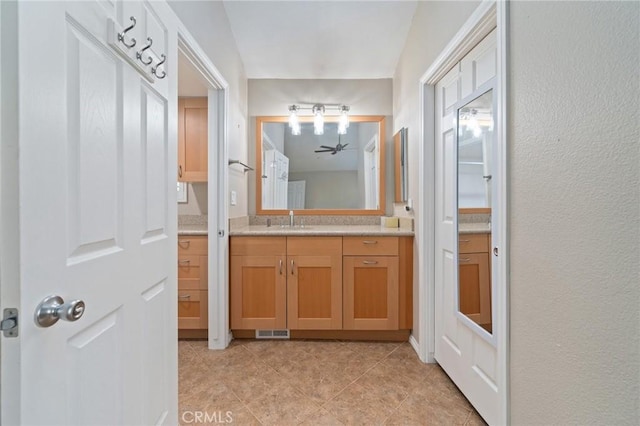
[331,151,337,155]
[314,149,334,153]
[319,145,335,150]
[341,143,349,149]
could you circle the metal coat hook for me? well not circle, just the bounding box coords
[118,16,136,49]
[152,54,166,79]
[136,37,153,66]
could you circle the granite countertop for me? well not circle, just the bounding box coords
[178,224,208,236]
[459,222,491,234]
[229,224,414,237]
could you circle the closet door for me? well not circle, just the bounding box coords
[434,29,500,426]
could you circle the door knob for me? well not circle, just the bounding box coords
[34,295,85,328]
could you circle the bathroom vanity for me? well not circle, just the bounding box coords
[229,225,413,341]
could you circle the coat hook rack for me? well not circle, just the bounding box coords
[228,160,254,173]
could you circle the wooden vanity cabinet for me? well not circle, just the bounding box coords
[230,237,287,329]
[458,233,491,328]
[287,237,342,330]
[178,97,208,182]
[177,236,208,330]
[229,235,413,336]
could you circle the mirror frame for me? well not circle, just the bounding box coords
[256,115,386,215]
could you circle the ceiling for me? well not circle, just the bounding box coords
[222,1,418,79]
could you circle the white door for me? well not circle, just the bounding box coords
[274,150,289,209]
[434,30,500,425]
[15,1,177,424]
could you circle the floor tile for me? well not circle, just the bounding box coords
[179,339,484,425]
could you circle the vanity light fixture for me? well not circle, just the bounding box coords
[286,103,350,136]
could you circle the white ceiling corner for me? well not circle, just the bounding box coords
[222,1,418,79]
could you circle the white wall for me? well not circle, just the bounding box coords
[168,1,248,218]
[248,78,393,214]
[393,0,481,347]
[508,2,639,424]
[177,183,207,215]
[289,171,359,209]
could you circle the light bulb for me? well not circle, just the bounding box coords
[291,122,301,136]
[313,104,324,135]
[339,105,350,134]
[288,105,299,129]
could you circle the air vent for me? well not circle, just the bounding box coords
[255,329,290,339]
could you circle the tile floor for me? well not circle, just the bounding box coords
[179,339,486,425]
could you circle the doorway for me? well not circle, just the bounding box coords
[175,29,230,350]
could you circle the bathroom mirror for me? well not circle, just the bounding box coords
[256,116,386,215]
[393,127,408,203]
[457,89,494,334]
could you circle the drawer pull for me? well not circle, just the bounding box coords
[459,258,471,262]
[279,259,283,275]
[291,259,295,275]
[362,240,378,245]
[178,240,191,248]
[178,294,191,300]
[459,239,470,243]
[362,260,378,265]
[178,260,191,265]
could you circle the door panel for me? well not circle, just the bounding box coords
[17,1,176,423]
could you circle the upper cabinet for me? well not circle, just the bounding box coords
[178,97,208,182]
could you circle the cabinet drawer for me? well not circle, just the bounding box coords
[178,255,207,290]
[230,236,286,256]
[178,290,208,329]
[459,233,489,254]
[343,237,398,256]
[178,236,208,255]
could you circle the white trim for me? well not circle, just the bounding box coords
[496,1,510,423]
[421,0,497,85]
[409,334,421,360]
[417,0,508,423]
[174,19,230,350]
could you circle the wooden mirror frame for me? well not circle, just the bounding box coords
[256,115,386,215]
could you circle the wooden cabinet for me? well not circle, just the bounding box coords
[230,237,287,329]
[229,235,413,336]
[343,237,399,330]
[287,237,342,330]
[178,236,208,330]
[178,97,208,182]
[458,233,491,329]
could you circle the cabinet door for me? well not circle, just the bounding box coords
[230,255,286,329]
[458,253,491,328]
[288,254,342,329]
[178,97,208,182]
[343,256,399,330]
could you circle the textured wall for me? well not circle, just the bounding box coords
[509,1,640,423]
[392,0,481,346]
[168,1,249,218]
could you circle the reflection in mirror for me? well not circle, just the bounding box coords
[457,89,494,334]
[256,116,385,214]
[393,128,408,203]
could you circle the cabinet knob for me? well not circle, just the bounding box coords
[290,259,295,275]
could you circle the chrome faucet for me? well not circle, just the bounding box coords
[289,210,295,227]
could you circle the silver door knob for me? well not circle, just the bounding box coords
[34,295,85,328]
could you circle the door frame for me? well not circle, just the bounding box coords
[1,1,22,423]
[416,0,509,423]
[175,23,230,350]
